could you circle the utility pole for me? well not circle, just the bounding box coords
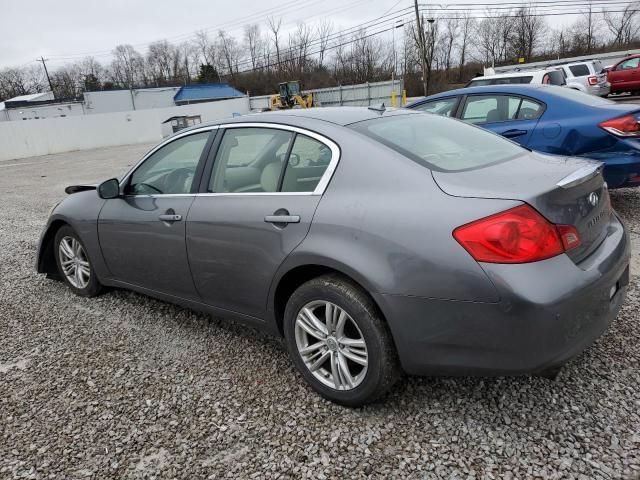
[37,56,55,99]
[414,0,428,96]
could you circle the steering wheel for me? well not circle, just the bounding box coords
[164,167,194,194]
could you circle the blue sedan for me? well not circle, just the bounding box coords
[407,84,640,188]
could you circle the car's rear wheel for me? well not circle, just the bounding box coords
[283,274,400,406]
[54,225,102,297]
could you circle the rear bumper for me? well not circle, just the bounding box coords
[587,83,610,96]
[377,215,630,376]
[601,154,640,188]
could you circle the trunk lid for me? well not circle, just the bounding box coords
[432,152,610,263]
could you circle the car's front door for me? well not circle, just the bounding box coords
[459,94,544,147]
[98,129,215,300]
[609,57,640,91]
[186,124,338,319]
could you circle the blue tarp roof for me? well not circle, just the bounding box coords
[174,83,244,102]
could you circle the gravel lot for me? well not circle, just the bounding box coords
[1,144,639,479]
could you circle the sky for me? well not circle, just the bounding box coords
[0,0,600,70]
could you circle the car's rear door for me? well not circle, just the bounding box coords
[186,123,339,319]
[98,128,216,300]
[459,93,544,147]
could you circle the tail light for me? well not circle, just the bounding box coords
[453,204,581,264]
[599,114,640,137]
[588,76,599,85]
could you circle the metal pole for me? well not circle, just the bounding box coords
[414,0,428,96]
[38,56,55,99]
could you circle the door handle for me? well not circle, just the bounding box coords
[501,129,527,138]
[158,214,182,222]
[264,215,300,224]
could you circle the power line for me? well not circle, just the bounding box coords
[13,0,640,70]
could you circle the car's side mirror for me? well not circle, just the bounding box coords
[97,178,120,199]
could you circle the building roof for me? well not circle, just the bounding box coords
[6,92,54,103]
[174,83,245,103]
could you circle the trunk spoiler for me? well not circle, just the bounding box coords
[556,163,604,189]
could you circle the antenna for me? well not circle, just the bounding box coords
[368,103,386,113]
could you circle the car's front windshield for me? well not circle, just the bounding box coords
[349,113,525,172]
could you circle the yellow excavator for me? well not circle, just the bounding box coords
[270,80,314,110]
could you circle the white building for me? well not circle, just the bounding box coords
[0,92,83,122]
[83,87,180,114]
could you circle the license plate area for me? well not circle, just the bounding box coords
[610,265,630,301]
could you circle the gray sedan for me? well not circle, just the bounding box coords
[37,107,630,406]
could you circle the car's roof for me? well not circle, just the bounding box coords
[408,84,550,104]
[468,71,543,80]
[564,60,597,66]
[168,106,418,139]
[237,106,414,126]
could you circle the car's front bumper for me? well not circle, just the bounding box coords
[376,214,630,376]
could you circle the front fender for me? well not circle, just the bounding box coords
[35,191,109,280]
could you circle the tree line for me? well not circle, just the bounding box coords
[1,2,640,103]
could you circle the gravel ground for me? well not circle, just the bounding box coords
[0,144,639,479]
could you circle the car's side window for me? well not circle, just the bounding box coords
[208,128,293,193]
[281,134,332,193]
[462,95,544,125]
[618,58,639,70]
[569,64,590,77]
[412,97,458,117]
[127,131,210,195]
[461,95,520,124]
[516,98,544,120]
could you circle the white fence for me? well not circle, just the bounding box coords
[249,79,405,110]
[0,97,249,162]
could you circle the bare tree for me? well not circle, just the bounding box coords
[244,24,262,70]
[513,7,548,61]
[457,13,475,81]
[217,30,241,77]
[0,65,45,100]
[442,17,458,79]
[316,19,334,69]
[110,44,144,88]
[287,22,313,76]
[194,30,217,67]
[267,17,283,71]
[604,2,640,47]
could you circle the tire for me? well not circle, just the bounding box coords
[54,225,102,297]
[283,274,400,407]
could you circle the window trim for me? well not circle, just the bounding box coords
[119,126,219,197]
[459,93,547,126]
[411,96,461,117]
[198,122,341,197]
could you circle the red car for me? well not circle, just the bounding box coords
[607,54,640,94]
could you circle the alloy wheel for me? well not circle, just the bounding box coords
[294,300,368,391]
[58,236,91,289]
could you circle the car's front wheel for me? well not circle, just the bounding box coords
[284,274,400,406]
[54,225,102,297]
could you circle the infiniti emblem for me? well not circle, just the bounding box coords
[588,192,599,207]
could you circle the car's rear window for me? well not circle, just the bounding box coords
[545,85,614,105]
[349,113,525,172]
[593,60,604,73]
